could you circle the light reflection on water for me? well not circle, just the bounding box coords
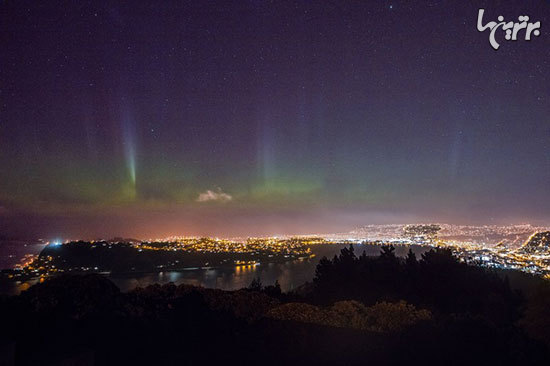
[109,244,430,292]
[0,241,47,269]
[110,259,318,292]
[3,244,431,295]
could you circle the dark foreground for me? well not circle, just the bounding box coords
[1,246,550,365]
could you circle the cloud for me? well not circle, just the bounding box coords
[196,188,233,203]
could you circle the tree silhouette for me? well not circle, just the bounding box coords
[264,280,282,298]
[311,245,521,324]
[405,248,417,267]
[248,277,262,291]
[379,244,396,259]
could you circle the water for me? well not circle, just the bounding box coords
[0,240,47,269]
[0,240,44,296]
[1,244,431,295]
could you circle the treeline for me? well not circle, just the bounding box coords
[312,245,519,322]
[0,246,550,365]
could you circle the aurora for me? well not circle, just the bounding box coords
[0,1,549,239]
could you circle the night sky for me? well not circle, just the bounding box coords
[1,1,549,239]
